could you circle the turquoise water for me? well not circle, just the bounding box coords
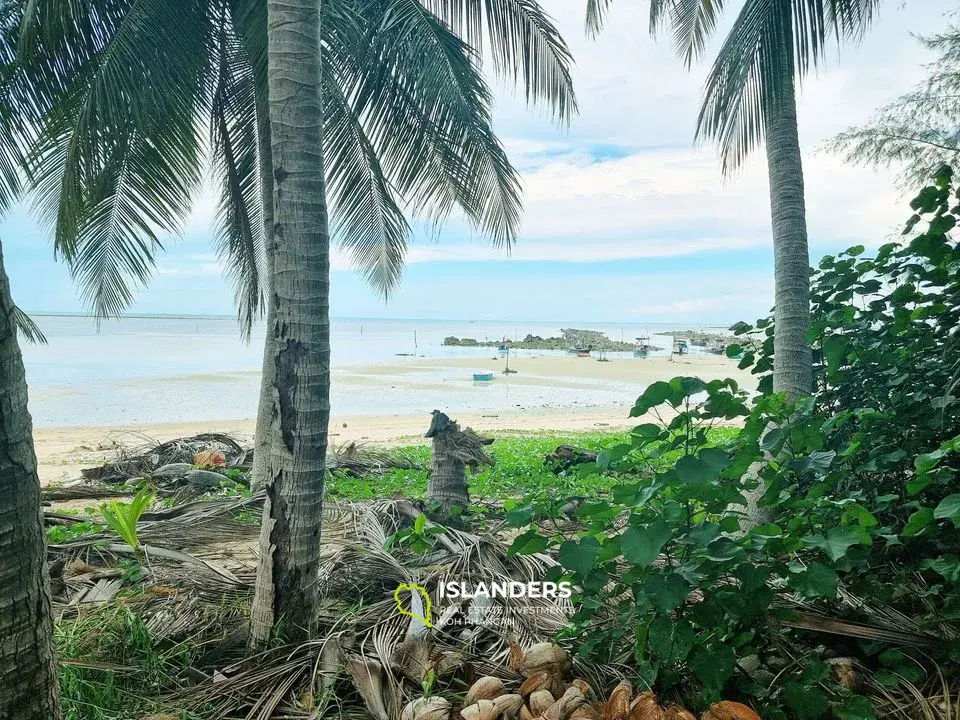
[19,315,721,427]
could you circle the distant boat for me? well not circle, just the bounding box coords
[673,339,688,355]
[634,335,650,357]
[473,371,495,382]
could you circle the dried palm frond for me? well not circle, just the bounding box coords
[868,666,959,720]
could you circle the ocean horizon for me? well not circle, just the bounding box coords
[20,314,731,428]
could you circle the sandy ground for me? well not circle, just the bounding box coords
[35,353,753,486]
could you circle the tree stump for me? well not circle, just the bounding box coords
[425,410,494,518]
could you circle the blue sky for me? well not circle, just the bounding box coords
[2,1,947,325]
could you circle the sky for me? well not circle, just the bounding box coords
[1,1,948,326]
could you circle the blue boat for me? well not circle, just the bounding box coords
[473,371,495,382]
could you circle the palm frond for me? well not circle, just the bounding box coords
[585,0,615,39]
[210,8,265,337]
[323,65,410,298]
[346,0,523,246]
[12,304,46,344]
[696,0,880,173]
[21,0,211,318]
[420,0,576,122]
[652,0,728,67]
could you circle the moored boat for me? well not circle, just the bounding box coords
[472,371,495,382]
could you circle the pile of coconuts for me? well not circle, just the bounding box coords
[401,643,762,720]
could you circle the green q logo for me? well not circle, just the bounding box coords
[394,583,433,627]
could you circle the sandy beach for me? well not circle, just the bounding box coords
[34,353,754,486]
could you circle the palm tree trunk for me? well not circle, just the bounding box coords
[249,0,330,649]
[765,60,812,399]
[424,411,493,519]
[0,242,62,719]
[741,58,814,532]
[251,60,276,495]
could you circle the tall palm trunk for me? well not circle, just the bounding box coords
[0,243,62,719]
[249,0,330,648]
[741,57,814,531]
[251,62,276,495]
[766,58,812,399]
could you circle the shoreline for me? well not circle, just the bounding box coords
[33,406,639,487]
[33,353,756,486]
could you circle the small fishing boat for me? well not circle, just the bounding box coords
[472,371,495,382]
[633,335,650,357]
[673,339,688,355]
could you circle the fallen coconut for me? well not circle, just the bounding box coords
[466,677,505,705]
[570,680,594,701]
[604,681,631,720]
[529,690,556,717]
[403,696,453,720]
[629,692,663,720]
[542,687,586,720]
[663,708,695,720]
[700,702,762,720]
[494,694,525,718]
[570,705,602,720]
[519,672,553,697]
[519,643,571,678]
[461,700,498,720]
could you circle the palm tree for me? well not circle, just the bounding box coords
[14,0,575,646]
[587,0,879,399]
[0,244,61,719]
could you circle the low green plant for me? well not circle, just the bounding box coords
[101,485,154,556]
[385,512,446,553]
[47,520,101,544]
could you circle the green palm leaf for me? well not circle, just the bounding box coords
[695,0,879,172]
[210,10,265,335]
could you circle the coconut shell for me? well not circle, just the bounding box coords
[628,693,663,720]
[519,672,553,697]
[662,708,695,720]
[700,702,761,720]
[571,680,594,700]
[495,694,525,718]
[521,705,535,720]
[462,700,498,720]
[466,677,505,705]
[529,691,557,717]
[519,643,571,678]
[604,681,631,720]
[570,706,602,720]
[542,687,586,720]
[403,697,453,720]
[509,639,526,672]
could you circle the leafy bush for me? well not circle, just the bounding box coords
[504,169,960,718]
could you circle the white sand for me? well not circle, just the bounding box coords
[34,353,754,486]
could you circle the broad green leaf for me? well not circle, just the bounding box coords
[508,530,549,556]
[915,449,946,473]
[676,455,713,483]
[902,507,935,537]
[802,528,861,561]
[621,522,672,567]
[558,536,602,577]
[643,573,689,613]
[793,563,838,598]
[785,682,828,720]
[689,644,735,699]
[934,494,960,526]
[685,523,720,546]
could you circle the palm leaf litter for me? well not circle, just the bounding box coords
[43,434,959,719]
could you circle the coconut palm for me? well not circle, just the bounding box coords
[13,0,574,647]
[587,0,879,399]
[0,245,61,719]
